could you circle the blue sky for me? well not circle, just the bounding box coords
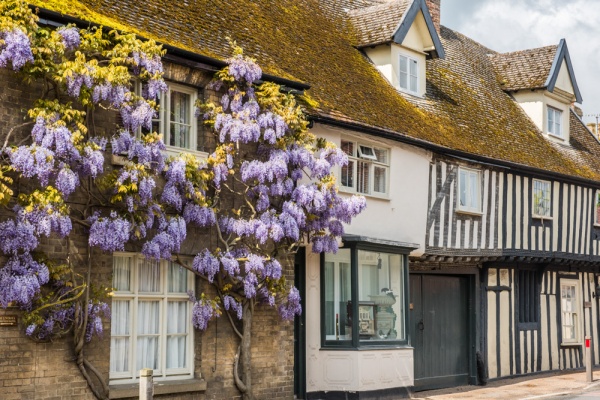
[441,0,600,124]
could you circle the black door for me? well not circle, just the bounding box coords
[293,249,306,399]
[410,274,470,391]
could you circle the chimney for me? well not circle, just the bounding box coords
[426,0,441,36]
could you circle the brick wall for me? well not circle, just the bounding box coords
[0,62,296,399]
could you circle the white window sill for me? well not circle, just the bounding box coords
[396,87,423,98]
[560,342,582,347]
[109,378,206,399]
[339,187,390,201]
[547,132,565,141]
[455,208,483,216]
[164,146,209,160]
[532,214,553,221]
[594,223,600,228]
[111,148,209,167]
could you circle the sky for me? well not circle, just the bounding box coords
[441,0,600,124]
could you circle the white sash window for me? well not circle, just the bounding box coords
[110,254,194,383]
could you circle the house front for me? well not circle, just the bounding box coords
[2,0,600,399]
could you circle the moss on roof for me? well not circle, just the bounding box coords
[30,0,600,182]
[489,44,557,91]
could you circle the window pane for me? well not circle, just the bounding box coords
[374,148,388,164]
[459,170,467,207]
[324,250,352,341]
[137,337,159,370]
[399,56,408,74]
[358,251,405,341]
[341,141,354,156]
[168,263,188,293]
[410,74,417,92]
[167,301,188,369]
[409,59,417,75]
[341,160,354,188]
[137,301,160,371]
[112,300,130,335]
[166,336,187,369]
[469,172,478,209]
[357,161,370,194]
[596,192,600,224]
[139,259,161,292]
[110,337,130,373]
[167,302,188,334]
[373,166,386,193]
[113,257,131,292]
[170,91,191,148]
[399,72,408,90]
[138,301,160,334]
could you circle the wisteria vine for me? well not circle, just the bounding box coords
[1,1,365,398]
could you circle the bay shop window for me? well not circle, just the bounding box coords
[110,254,195,383]
[321,239,412,347]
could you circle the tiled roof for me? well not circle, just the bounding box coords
[348,0,411,47]
[320,0,387,19]
[32,0,600,182]
[489,45,557,91]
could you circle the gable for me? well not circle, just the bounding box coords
[392,0,445,58]
[401,10,434,52]
[546,39,582,103]
[554,59,575,98]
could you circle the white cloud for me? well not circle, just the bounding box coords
[445,0,600,120]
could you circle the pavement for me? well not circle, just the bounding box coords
[410,370,600,399]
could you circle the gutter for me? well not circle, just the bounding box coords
[33,6,310,92]
[310,113,600,188]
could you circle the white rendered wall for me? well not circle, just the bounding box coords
[304,123,429,393]
[512,91,570,143]
[312,123,429,254]
[555,59,575,96]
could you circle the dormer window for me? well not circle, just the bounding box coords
[547,106,562,138]
[399,55,418,94]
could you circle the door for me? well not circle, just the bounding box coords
[293,249,306,399]
[410,274,470,391]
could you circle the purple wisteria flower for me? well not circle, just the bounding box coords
[57,27,80,51]
[279,287,302,320]
[88,212,131,252]
[0,28,34,70]
[0,254,49,308]
[189,296,219,331]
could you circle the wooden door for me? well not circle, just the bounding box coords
[410,274,470,391]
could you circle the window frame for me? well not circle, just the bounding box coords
[339,138,390,198]
[398,54,419,95]
[110,253,195,384]
[457,167,482,214]
[517,269,540,330]
[560,278,582,346]
[595,190,600,226]
[320,240,411,349]
[532,178,552,219]
[547,106,563,138]
[136,81,206,158]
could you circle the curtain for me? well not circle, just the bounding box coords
[113,256,131,291]
[168,263,187,293]
[166,301,187,369]
[137,301,159,370]
[110,300,130,373]
[138,258,161,292]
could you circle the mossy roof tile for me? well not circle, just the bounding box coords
[30,0,600,183]
[489,45,557,91]
[348,0,411,47]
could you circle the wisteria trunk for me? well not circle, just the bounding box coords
[241,301,254,400]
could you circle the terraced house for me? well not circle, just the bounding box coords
[3,0,600,399]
